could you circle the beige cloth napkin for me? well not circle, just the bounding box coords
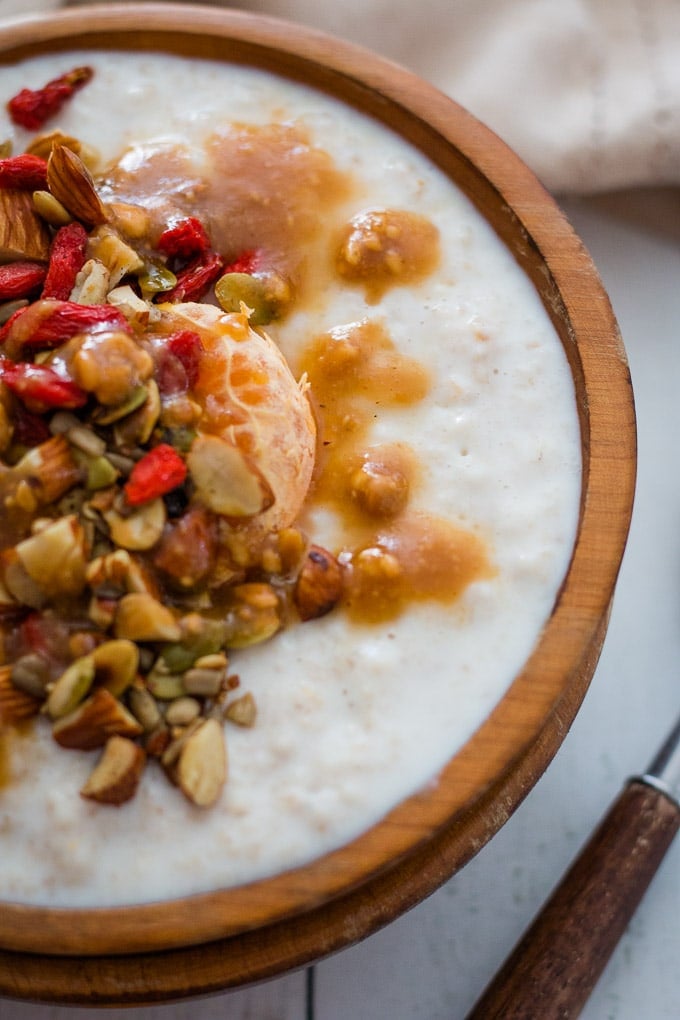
[3,0,680,193]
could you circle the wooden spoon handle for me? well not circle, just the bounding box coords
[465,781,680,1020]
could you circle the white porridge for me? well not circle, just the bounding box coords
[0,51,581,907]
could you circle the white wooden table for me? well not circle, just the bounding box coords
[3,187,679,1020]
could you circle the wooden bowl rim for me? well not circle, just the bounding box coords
[0,2,636,966]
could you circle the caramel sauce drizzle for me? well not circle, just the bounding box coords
[335,208,441,303]
[298,319,494,623]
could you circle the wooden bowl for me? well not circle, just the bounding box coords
[0,3,635,1004]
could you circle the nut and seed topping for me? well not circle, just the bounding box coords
[0,97,430,814]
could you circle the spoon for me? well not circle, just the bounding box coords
[465,712,680,1019]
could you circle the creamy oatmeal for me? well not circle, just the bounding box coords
[0,52,581,906]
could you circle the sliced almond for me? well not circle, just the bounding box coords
[80,735,146,805]
[176,717,227,808]
[0,664,41,725]
[187,434,274,517]
[16,514,88,599]
[53,687,143,750]
[47,145,107,227]
[0,189,51,263]
[114,592,182,643]
[103,497,166,551]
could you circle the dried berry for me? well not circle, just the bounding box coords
[0,261,47,301]
[11,403,52,447]
[7,66,93,131]
[0,358,88,412]
[222,250,260,275]
[157,329,204,395]
[42,222,88,300]
[124,444,188,506]
[157,217,210,260]
[0,153,48,191]
[161,251,224,304]
[162,485,190,519]
[0,299,131,358]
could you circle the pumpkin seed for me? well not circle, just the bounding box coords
[127,684,163,732]
[92,384,148,425]
[45,655,95,719]
[10,653,50,699]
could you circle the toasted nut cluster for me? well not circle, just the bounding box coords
[293,545,344,621]
[0,107,383,812]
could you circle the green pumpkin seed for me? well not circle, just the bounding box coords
[86,455,119,490]
[138,259,177,300]
[46,655,95,719]
[92,384,148,425]
[215,272,276,326]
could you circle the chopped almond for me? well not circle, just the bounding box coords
[80,735,146,805]
[0,664,41,725]
[52,687,143,750]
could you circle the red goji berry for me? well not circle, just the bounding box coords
[161,251,224,304]
[0,299,131,359]
[11,404,52,447]
[157,329,204,395]
[7,66,94,131]
[42,222,88,300]
[157,217,210,260]
[124,444,187,506]
[222,250,260,275]
[0,262,47,301]
[0,358,87,413]
[168,330,203,388]
[17,612,71,665]
[0,153,48,191]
